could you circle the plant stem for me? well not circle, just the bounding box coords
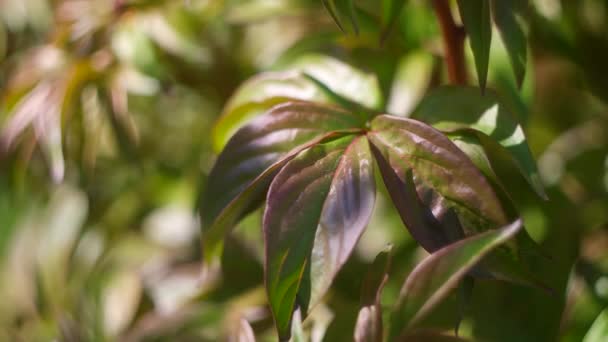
[432,0,467,85]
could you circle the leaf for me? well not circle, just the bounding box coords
[201,102,363,261]
[457,0,492,91]
[355,246,393,342]
[322,0,346,33]
[412,86,546,199]
[380,0,407,44]
[390,220,523,339]
[213,55,382,151]
[212,72,334,152]
[583,308,608,342]
[264,135,376,339]
[491,0,527,87]
[368,114,508,230]
[288,54,383,111]
[370,143,465,252]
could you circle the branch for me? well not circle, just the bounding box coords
[432,0,467,85]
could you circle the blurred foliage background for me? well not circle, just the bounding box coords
[0,0,607,341]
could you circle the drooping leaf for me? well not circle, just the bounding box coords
[355,245,393,342]
[457,0,492,91]
[370,144,465,252]
[491,0,527,87]
[368,114,508,231]
[390,220,522,339]
[213,55,382,151]
[412,86,546,199]
[264,135,376,339]
[201,102,364,260]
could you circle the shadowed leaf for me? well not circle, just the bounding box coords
[264,135,375,339]
[390,220,522,339]
[380,0,407,44]
[412,86,546,199]
[491,0,527,87]
[457,0,492,91]
[201,101,363,261]
[355,245,393,342]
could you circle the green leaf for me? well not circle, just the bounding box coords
[457,0,492,91]
[212,55,382,151]
[583,308,608,342]
[288,54,383,111]
[368,114,508,229]
[412,86,546,199]
[201,102,363,261]
[380,0,407,44]
[390,220,522,339]
[491,0,527,87]
[355,246,393,342]
[264,135,376,339]
[322,0,346,33]
[212,72,334,152]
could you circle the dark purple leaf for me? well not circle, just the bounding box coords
[201,101,363,260]
[264,135,375,339]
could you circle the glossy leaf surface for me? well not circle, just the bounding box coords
[264,136,375,339]
[368,114,507,230]
[412,86,546,199]
[390,220,522,338]
[213,54,382,151]
[457,0,492,90]
[201,102,363,260]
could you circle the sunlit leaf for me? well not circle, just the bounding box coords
[390,220,522,339]
[213,55,381,151]
[355,246,393,342]
[583,308,608,342]
[201,101,363,261]
[368,114,508,230]
[288,54,383,111]
[264,135,375,339]
[457,0,492,90]
[491,0,527,87]
[412,86,546,199]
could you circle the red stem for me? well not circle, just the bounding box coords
[432,0,467,85]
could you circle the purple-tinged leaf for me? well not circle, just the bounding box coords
[201,101,363,261]
[412,86,546,199]
[368,114,507,230]
[264,136,375,340]
[390,220,523,339]
[370,142,464,252]
[213,55,382,151]
[355,246,393,342]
